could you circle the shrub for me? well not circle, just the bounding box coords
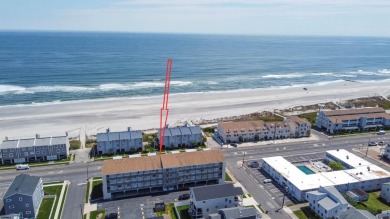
[69,140,81,150]
[328,161,343,171]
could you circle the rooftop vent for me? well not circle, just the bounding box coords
[346,155,349,159]
[4,136,8,141]
[106,128,110,133]
[127,127,132,132]
[36,134,40,139]
[367,166,370,171]
[359,163,361,165]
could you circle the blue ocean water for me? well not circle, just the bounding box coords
[0,31,390,106]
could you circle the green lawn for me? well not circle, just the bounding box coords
[293,207,321,219]
[89,210,106,219]
[156,203,178,219]
[354,193,390,215]
[297,112,317,126]
[90,180,103,200]
[58,184,68,217]
[176,205,191,219]
[36,198,55,219]
[225,173,232,182]
[43,185,64,219]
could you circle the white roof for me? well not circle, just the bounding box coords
[326,149,371,167]
[263,150,390,191]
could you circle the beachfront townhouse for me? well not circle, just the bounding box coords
[2,174,44,218]
[0,135,69,164]
[158,124,203,148]
[96,127,143,155]
[315,107,390,134]
[380,182,390,203]
[188,183,244,219]
[306,186,348,219]
[102,150,225,199]
[287,116,311,137]
[216,117,308,144]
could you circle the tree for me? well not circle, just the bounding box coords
[238,136,244,142]
[328,161,343,171]
[254,135,260,141]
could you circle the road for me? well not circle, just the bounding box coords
[0,133,387,219]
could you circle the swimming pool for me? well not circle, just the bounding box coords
[297,165,315,175]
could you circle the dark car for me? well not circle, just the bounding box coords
[178,194,190,200]
[379,141,385,146]
[105,213,118,219]
[250,161,259,168]
[230,143,238,147]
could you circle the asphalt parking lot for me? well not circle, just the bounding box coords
[98,190,188,219]
[244,152,327,207]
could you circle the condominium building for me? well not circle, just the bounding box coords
[216,116,310,144]
[315,107,390,134]
[0,135,69,164]
[102,150,225,199]
[96,127,143,155]
[262,149,390,202]
[380,182,390,203]
[188,183,244,218]
[158,124,203,148]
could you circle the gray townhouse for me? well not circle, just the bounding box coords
[158,124,203,148]
[0,135,69,164]
[96,127,143,155]
[102,150,225,199]
[2,174,44,218]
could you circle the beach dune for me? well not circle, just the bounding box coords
[0,81,389,140]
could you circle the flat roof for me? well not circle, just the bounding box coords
[326,149,371,167]
[263,150,390,191]
[102,150,224,175]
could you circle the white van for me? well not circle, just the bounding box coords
[377,130,386,135]
[16,164,30,170]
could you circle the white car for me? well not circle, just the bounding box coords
[368,142,378,146]
[16,164,30,170]
[377,130,386,135]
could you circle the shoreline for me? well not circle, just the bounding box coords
[0,80,389,140]
[1,78,390,109]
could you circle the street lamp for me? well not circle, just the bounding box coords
[277,186,289,212]
[366,138,370,157]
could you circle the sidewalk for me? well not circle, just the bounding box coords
[84,178,100,219]
[226,169,270,219]
[53,180,70,219]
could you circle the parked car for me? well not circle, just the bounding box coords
[16,164,30,170]
[178,194,190,200]
[379,141,385,146]
[230,143,238,147]
[250,161,259,168]
[377,130,386,135]
[105,213,118,219]
[263,179,272,183]
[368,141,378,146]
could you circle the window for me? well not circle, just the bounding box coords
[19,197,23,201]
[6,199,11,202]
[26,204,29,207]
[43,151,46,154]
[206,208,209,212]
[26,211,31,214]
[36,151,40,154]
[3,154,7,157]
[9,154,13,157]
[57,149,60,153]
[9,205,14,209]
[10,149,14,152]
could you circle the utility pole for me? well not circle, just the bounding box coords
[277,186,288,212]
[366,138,370,157]
[242,152,246,166]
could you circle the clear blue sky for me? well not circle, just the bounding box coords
[1,0,390,36]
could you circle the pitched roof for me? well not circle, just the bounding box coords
[1,136,67,149]
[289,116,310,125]
[323,107,385,116]
[190,183,243,201]
[336,207,375,219]
[321,186,348,205]
[161,150,224,168]
[97,129,143,142]
[219,120,267,134]
[102,150,224,175]
[218,206,257,219]
[318,197,339,210]
[4,174,41,199]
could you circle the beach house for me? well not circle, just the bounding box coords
[0,135,69,164]
[96,127,143,155]
[157,124,203,148]
[188,183,244,218]
[2,174,44,218]
[306,186,348,219]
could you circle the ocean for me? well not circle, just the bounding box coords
[0,31,389,106]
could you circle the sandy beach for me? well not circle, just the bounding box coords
[1,80,389,140]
